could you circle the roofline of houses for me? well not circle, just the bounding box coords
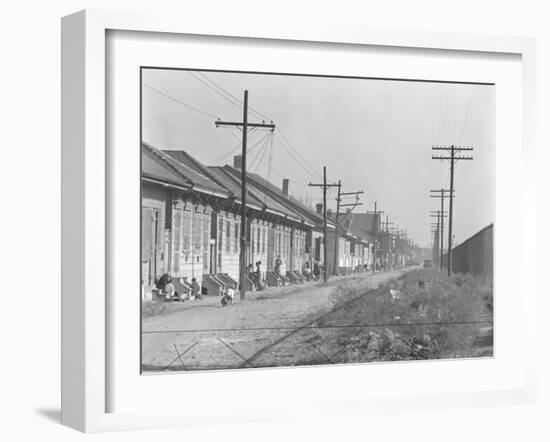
[146,143,370,239]
[225,166,332,230]
[141,175,191,192]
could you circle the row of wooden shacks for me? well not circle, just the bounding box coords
[141,142,411,298]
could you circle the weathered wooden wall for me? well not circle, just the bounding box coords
[445,224,493,283]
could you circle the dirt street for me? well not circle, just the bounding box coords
[142,270,404,372]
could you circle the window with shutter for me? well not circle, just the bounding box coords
[218,217,223,268]
[194,212,202,252]
[226,220,231,253]
[235,221,240,254]
[182,210,191,252]
[141,207,152,262]
[203,213,210,272]
[172,208,183,273]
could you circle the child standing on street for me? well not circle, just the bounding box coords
[221,287,234,307]
[191,278,201,300]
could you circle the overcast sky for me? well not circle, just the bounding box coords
[142,68,494,248]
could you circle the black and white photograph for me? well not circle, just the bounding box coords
[140,67,494,373]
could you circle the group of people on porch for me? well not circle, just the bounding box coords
[155,254,325,300]
[155,273,202,302]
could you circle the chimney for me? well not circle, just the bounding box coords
[316,203,323,214]
[327,209,333,217]
[282,178,289,197]
[233,155,242,170]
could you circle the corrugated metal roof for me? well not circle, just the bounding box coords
[149,143,231,196]
[220,166,306,223]
[206,166,265,210]
[163,149,306,222]
[142,144,192,189]
[155,147,351,231]
[243,172,330,228]
[143,143,229,196]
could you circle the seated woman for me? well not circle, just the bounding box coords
[155,273,179,301]
[163,279,178,301]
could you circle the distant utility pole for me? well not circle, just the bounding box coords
[215,90,275,300]
[367,202,384,273]
[333,181,342,277]
[430,224,439,264]
[430,213,441,266]
[432,145,474,276]
[309,167,339,283]
[384,214,394,233]
[430,189,453,272]
[333,185,363,276]
[429,209,448,269]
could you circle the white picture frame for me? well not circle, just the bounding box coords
[61,9,537,433]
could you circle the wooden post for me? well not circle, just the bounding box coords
[333,180,341,276]
[239,91,248,299]
[322,166,328,283]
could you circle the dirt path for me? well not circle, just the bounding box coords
[142,270,403,372]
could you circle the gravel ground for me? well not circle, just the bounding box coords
[141,270,404,372]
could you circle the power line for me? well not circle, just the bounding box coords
[193,74,325,183]
[146,77,324,185]
[247,147,310,187]
[188,71,243,111]
[458,86,478,145]
[209,130,266,165]
[249,132,272,172]
[275,129,323,180]
[142,82,220,119]
[194,71,272,122]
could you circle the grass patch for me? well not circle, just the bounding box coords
[327,269,493,362]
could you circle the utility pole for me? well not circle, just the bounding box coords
[430,215,441,267]
[367,202,384,273]
[333,181,342,277]
[384,214,394,233]
[309,167,339,283]
[429,209,447,269]
[333,186,363,276]
[432,145,473,276]
[215,90,275,299]
[383,215,395,269]
[430,189,452,271]
[430,224,439,264]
